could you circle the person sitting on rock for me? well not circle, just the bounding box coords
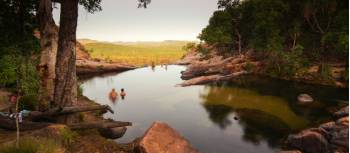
[120,88,126,100]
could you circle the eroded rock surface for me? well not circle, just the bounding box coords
[137,122,198,153]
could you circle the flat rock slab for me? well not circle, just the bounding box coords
[138,122,198,153]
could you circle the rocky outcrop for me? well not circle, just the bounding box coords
[137,122,198,153]
[76,60,135,76]
[285,106,349,153]
[178,50,257,86]
[179,71,249,87]
[179,47,347,88]
[175,50,202,65]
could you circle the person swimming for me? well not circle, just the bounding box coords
[120,88,126,100]
[109,88,118,102]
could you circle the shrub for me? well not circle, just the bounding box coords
[78,86,84,96]
[19,95,38,110]
[244,61,255,72]
[182,42,196,52]
[197,44,209,57]
[318,63,332,80]
[267,45,308,77]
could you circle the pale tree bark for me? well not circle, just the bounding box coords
[38,0,58,111]
[54,0,79,123]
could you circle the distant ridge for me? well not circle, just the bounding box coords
[78,39,198,46]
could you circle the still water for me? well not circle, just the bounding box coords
[81,65,348,153]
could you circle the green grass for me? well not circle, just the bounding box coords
[0,137,62,153]
[83,41,191,66]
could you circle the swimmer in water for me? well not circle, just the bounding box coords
[120,88,126,100]
[109,88,118,102]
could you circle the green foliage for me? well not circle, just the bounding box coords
[267,45,308,77]
[199,0,348,58]
[197,44,210,57]
[19,95,38,110]
[79,0,102,13]
[78,86,84,96]
[244,61,255,72]
[0,137,61,153]
[0,54,19,86]
[318,63,332,80]
[198,10,233,45]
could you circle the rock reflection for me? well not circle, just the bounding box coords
[199,85,311,146]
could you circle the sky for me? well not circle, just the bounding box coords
[53,0,218,42]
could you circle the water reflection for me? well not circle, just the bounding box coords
[199,78,348,148]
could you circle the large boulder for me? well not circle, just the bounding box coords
[137,122,198,153]
[329,126,349,151]
[286,129,329,153]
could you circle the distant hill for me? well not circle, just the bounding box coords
[79,39,195,66]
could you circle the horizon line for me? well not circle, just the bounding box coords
[77,38,200,43]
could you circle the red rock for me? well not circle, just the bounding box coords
[336,117,348,127]
[138,122,198,153]
[286,129,328,153]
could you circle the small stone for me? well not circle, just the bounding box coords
[297,94,314,103]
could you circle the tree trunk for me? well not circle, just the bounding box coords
[28,105,114,121]
[38,0,58,111]
[235,29,241,55]
[54,0,79,123]
[69,121,132,130]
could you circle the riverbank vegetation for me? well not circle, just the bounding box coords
[83,41,190,66]
[0,0,40,108]
[196,0,348,81]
